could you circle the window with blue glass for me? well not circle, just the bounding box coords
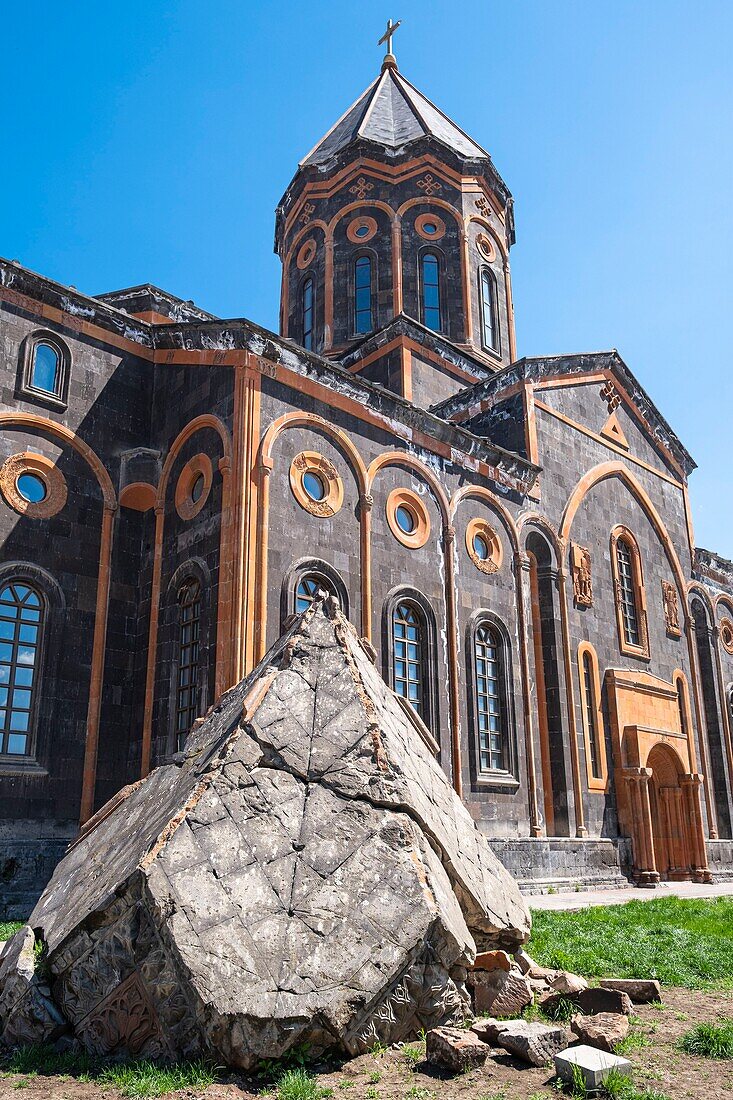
[0,582,44,756]
[473,621,506,773]
[392,601,426,717]
[302,278,314,351]
[421,253,442,331]
[354,255,373,334]
[480,268,498,351]
[31,343,61,395]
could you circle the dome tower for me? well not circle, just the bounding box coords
[275,38,516,370]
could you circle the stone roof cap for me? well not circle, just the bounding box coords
[300,65,489,167]
[431,350,697,478]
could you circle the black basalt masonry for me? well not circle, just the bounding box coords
[692,598,733,838]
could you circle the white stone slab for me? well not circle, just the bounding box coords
[555,1044,632,1091]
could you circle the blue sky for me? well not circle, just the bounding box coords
[2,1,731,554]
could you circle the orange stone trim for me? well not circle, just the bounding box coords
[289,451,344,518]
[141,414,233,779]
[465,517,502,573]
[414,212,446,241]
[119,482,156,512]
[256,413,368,662]
[296,239,317,269]
[0,412,116,825]
[0,452,67,519]
[577,641,608,791]
[174,454,213,521]
[385,487,431,549]
[346,216,378,244]
[720,618,733,655]
[610,525,650,660]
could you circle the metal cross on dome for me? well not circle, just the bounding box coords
[378,18,402,58]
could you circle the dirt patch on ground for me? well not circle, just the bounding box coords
[1,988,733,1099]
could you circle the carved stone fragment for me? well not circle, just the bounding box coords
[0,599,529,1067]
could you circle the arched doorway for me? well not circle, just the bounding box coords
[647,743,691,880]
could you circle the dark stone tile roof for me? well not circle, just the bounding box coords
[301,65,489,167]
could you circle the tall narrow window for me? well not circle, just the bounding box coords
[31,343,61,395]
[392,602,425,716]
[474,622,505,772]
[582,652,601,780]
[480,269,498,351]
[302,278,314,351]
[0,582,43,756]
[296,573,337,614]
[421,253,441,331]
[175,578,201,751]
[354,256,373,334]
[616,538,641,647]
[677,677,689,738]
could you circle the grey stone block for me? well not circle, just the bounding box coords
[555,1044,632,1091]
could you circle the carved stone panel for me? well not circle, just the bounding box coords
[76,971,167,1058]
[571,543,593,608]
[662,580,681,637]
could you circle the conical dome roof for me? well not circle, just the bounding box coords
[301,63,489,167]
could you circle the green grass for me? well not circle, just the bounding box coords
[556,1066,671,1100]
[98,1058,217,1097]
[528,896,733,989]
[276,1067,331,1100]
[1,1045,219,1098]
[0,921,23,942]
[678,1018,733,1058]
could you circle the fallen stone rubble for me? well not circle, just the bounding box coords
[0,598,530,1066]
[427,947,663,1073]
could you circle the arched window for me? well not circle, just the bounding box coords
[31,343,61,394]
[296,572,338,614]
[392,600,427,718]
[578,644,606,787]
[616,539,639,645]
[0,582,44,756]
[479,268,498,352]
[421,253,442,331]
[610,528,648,657]
[302,278,314,351]
[354,255,373,334]
[676,675,689,739]
[175,578,201,751]
[473,621,506,773]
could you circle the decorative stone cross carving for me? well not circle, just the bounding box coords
[571,543,593,607]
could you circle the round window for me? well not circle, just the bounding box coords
[16,473,47,504]
[473,533,489,561]
[423,222,438,235]
[395,504,416,534]
[191,473,205,503]
[354,225,370,238]
[303,471,326,502]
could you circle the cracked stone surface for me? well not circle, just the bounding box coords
[0,599,529,1067]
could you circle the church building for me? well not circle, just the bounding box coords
[1,36,733,913]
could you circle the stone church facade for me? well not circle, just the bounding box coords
[1,53,732,914]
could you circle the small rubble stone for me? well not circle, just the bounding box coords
[576,987,634,1017]
[513,947,534,974]
[599,978,662,1004]
[549,970,588,995]
[470,1017,511,1045]
[571,1012,629,1052]
[473,949,511,972]
[496,1020,569,1067]
[471,968,532,1016]
[555,1044,632,1091]
[426,1027,489,1072]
